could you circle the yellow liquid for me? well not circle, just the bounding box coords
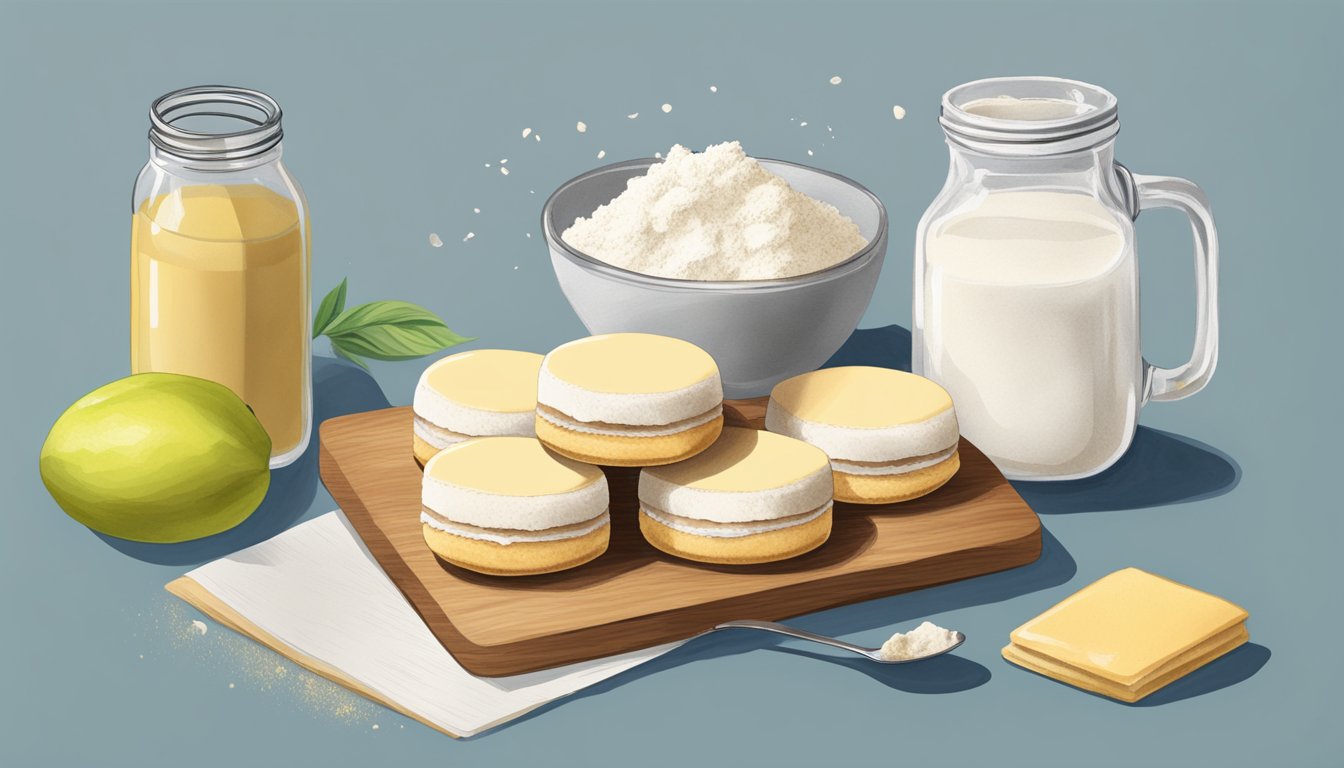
[131,184,309,456]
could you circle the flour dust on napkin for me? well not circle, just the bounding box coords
[170,512,679,738]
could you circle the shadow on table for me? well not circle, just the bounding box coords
[485,528,1075,738]
[1013,428,1241,515]
[823,324,912,371]
[94,356,389,566]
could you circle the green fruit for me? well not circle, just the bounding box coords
[39,373,272,543]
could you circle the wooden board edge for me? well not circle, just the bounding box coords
[446,521,1045,676]
[164,576,461,739]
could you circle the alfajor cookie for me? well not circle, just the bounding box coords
[638,427,833,565]
[412,349,545,466]
[421,437,610,576]
[765,367,961,504]
[535,333,724,467]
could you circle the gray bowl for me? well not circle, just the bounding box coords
[542,158,887,399]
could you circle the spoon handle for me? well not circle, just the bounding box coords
[713,619,871,656]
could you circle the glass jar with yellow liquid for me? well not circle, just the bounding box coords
[131,86,311,468]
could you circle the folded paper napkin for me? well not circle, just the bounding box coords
[168,511,680,738]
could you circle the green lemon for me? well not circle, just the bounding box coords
[39,373,272,543]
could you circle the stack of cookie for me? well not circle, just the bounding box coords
[411,334,963,576]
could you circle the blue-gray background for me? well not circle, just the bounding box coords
[2,0,1339,765]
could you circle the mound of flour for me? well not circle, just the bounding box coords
[561,141,867,281]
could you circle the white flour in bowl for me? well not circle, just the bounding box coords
[561,141,867,281]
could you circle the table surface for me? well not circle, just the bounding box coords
[2,1,1339,766]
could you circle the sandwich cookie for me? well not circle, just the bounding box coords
[421,437,609,576]
[412,349,545,466]
[638,427,833,565]
[765,367,960,504]
[535,333,724,467]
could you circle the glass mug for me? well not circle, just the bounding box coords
[131,86,312,468]
[913,76,1218,481]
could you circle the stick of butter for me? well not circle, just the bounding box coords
[1002,567,1249,703]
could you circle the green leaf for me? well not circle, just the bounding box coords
[312,278,348,338]
[328,338,369,370]
[322,300,474,361]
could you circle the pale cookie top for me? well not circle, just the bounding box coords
[638,428,832,522]
[418,350,544,413]
[1009,568,1248,685]
[543,333,717,394]
[425,437,603,497]
[769,367,952,427]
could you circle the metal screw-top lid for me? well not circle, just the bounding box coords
[939,76,1119,156]
[149,85,283,163]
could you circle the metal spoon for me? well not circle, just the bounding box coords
[709,619,966,664]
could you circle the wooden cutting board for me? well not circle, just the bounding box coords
[319,401,1041,676]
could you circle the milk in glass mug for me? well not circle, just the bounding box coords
[913,76,1218,481]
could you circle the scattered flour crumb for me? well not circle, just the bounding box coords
[892,105,907,120]
[879,621,959,661]
[500,158,508,164]
[561,140,866,281]
[800,122,808,127]
[228,682,235,689]
[654,152,662,159]
[428,233,443,248]
[829,75,842,85]
[535,134,541,142]
[526,232,532,238]
[807,150,814,156]
[500,167,509,176]
[372,724,380,731]
[139,654,144,660]
[576,121,587,133]
[522,127,532,138]
[191,620,208,636]
[661,103,672,113]
[463,232,475,242]
[597,149,606,159]
[473,207,480,214]
[710,85,718,93]
[628,112,639,119]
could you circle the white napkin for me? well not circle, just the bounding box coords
[178,511,680,737]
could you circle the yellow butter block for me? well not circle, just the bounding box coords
[1003,567,1249,702]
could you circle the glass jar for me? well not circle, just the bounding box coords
[131,86,311,468]
[913,76,1218,481]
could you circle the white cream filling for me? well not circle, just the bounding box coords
[412,416,471,450]
[421,510,610,546]
[412,381,537,438]
[640,503,830,539]
[637,466,834,523]
[765,401,960,463]
[421,473,609,530]
[537,363,723,426]
[536,405,722,437]
[831,446,958,476]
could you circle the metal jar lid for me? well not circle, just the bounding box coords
[939,76,1119,156]
[149,85,283,163]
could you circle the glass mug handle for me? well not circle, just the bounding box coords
[1115,163,1220,405]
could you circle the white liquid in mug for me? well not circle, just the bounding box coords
[921,191,1140,479]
